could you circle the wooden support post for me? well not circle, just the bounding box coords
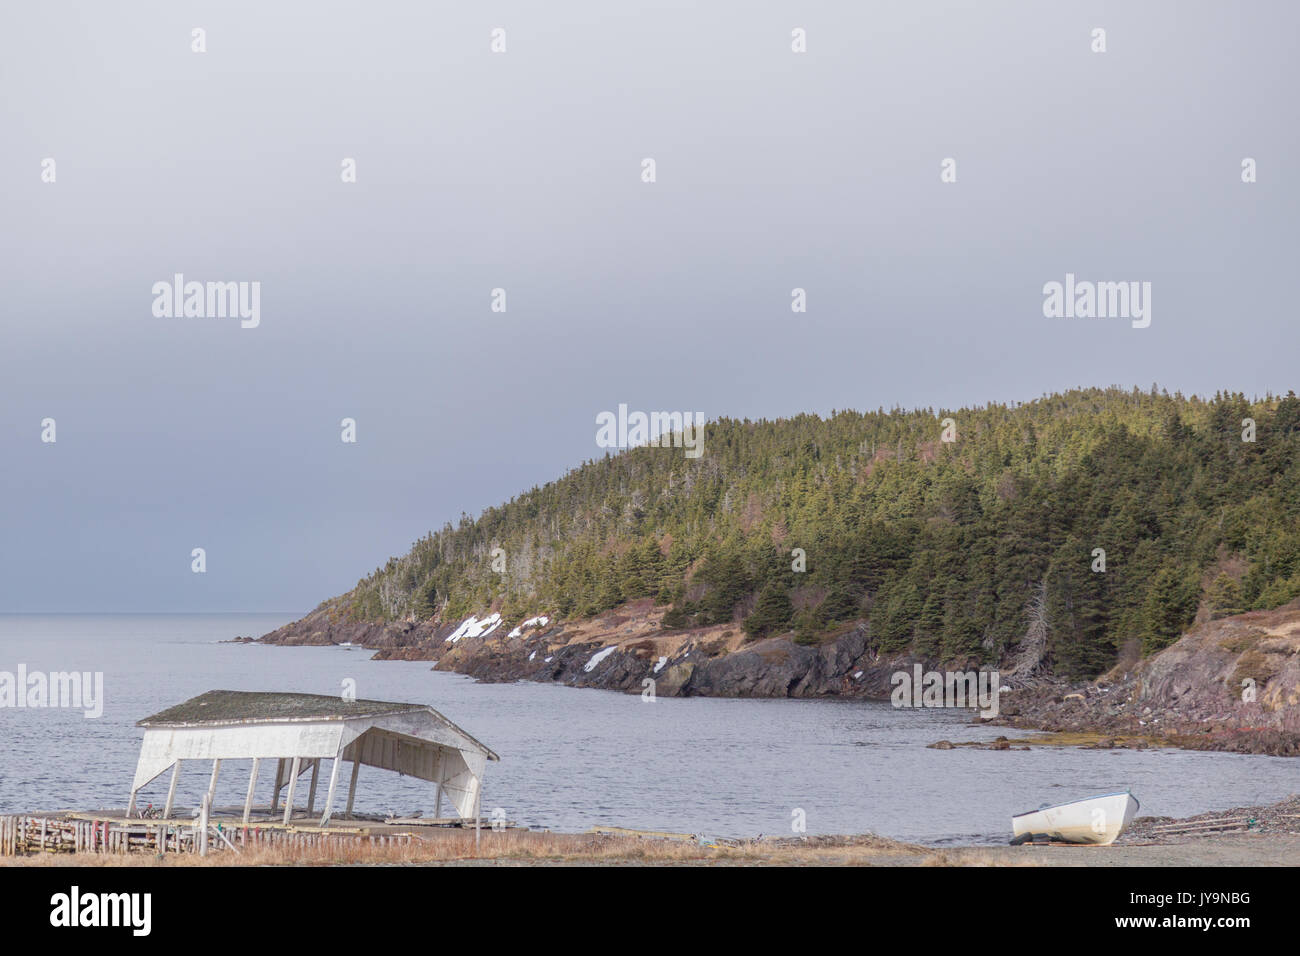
[282,757,301,825]
[198,793,210,857]
[163,760,182,818]
[345,757,361,820]
[474,777,482,851]
[307,759,320,814]
[126,789,138,818]
[434,750,445,819]
[207,758,222,810]
[271,758,285,812]
[243,758,261,825]
[319,752,344,826]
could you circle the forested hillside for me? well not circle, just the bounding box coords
[327,387,1300,679]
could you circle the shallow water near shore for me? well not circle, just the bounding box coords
[1,614,1295,845]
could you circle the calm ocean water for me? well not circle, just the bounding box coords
[0,614,1295,844]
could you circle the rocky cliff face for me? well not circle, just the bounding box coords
[259,598,1300,753]
[995,601,1300,755]
[259,598,911,699]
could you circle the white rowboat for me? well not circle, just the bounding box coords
[1011,790,1139,845]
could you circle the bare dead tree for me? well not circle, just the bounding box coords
[1009,576,1050,680]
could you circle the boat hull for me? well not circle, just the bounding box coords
[1012,791,1139,845]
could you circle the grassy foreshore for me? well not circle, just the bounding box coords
[5,796,1297,867]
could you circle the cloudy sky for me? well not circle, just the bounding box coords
[1,1,1296,612]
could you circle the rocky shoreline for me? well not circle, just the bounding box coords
[988,603,1300,756]
[258,597,1300,756]
[259,598,914,699]
[1118,793,1300,843]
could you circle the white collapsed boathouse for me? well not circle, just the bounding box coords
[126,690,499,832]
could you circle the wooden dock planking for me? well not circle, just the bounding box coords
[383,816,514,829]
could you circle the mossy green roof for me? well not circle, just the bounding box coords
[137,690,429,727]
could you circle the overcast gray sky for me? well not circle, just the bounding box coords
[1,1,1297,612]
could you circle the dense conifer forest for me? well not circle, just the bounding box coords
[331,387,1300,679]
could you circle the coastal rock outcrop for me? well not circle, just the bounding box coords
[261,604,902,699]
[259,598,1300,754]
[995,600,1300,755]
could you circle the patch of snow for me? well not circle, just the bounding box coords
[445,612,503,644]
[583,646,617,673]
[528,651,536,661]
[445,618,475,644]
[544,656,553,663]
[654,656,668,674]
[508,614,551,639]
[853,670,863,679]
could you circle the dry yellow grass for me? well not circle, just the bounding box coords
[2,829,932,867]
[20,831,1296,867]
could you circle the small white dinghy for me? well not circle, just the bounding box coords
[1011,790,1139,845]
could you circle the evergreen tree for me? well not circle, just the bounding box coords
[743,583,794,639]
[1142,567,1200,654]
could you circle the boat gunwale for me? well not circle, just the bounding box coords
[1011,790,1138,820]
